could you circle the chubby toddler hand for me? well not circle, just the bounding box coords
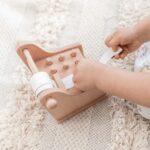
[105,27,143,59]
[73,59,100,91]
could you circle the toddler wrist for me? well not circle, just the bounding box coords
[133,23,147,44]
[93,63,106,90]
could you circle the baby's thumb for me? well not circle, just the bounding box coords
[109,37,120,51]
[105,35,113,47]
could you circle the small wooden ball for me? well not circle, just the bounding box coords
[46,58,53,65]
[70,52,76,57]
[63,65,69,70]
[58,56,64,62]
[51,69,57,74]
[46,98,57,109]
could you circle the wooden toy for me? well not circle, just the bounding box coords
[17,43,107,122]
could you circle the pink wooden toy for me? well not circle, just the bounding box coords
[17,43,107,122]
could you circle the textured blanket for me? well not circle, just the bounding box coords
[0,0,150,150]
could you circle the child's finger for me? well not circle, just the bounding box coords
[105,31,118,47]
[114,54,120,59]
[121,45,129,51]
[114,48,127,59]
[120,53,128,59]
[121,49,129,57]
[109,38,119,51]
[105,35,113,47]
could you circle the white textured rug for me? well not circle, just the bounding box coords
[0,0,150,150]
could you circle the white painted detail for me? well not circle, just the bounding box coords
[62,74,74,89]
[30,72,56,96]
[137,105,150,119]
[99,48,122,64]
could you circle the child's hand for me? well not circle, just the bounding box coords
[105,27,143,59]
[73,59,100,91]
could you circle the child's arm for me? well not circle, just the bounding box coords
[73,16,150,107]
[95,64,150,107]
[73,59,150,107]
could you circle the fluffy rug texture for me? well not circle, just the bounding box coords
[0,0,150,150]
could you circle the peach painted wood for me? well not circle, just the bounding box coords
[17,43,107,122]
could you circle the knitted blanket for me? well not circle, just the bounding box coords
[0,0,150,150]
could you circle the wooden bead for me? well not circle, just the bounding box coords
[58,56,64,62]
[70,52,76,57]
[46,98,57,109]
[46,58,53,65]
[63,64,69,70]
[51,69,57,74]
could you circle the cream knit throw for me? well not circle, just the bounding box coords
[0,0,71,149]
[0,0,150,150]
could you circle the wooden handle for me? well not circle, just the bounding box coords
[46,98,58,109]
[23,49,39,74]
